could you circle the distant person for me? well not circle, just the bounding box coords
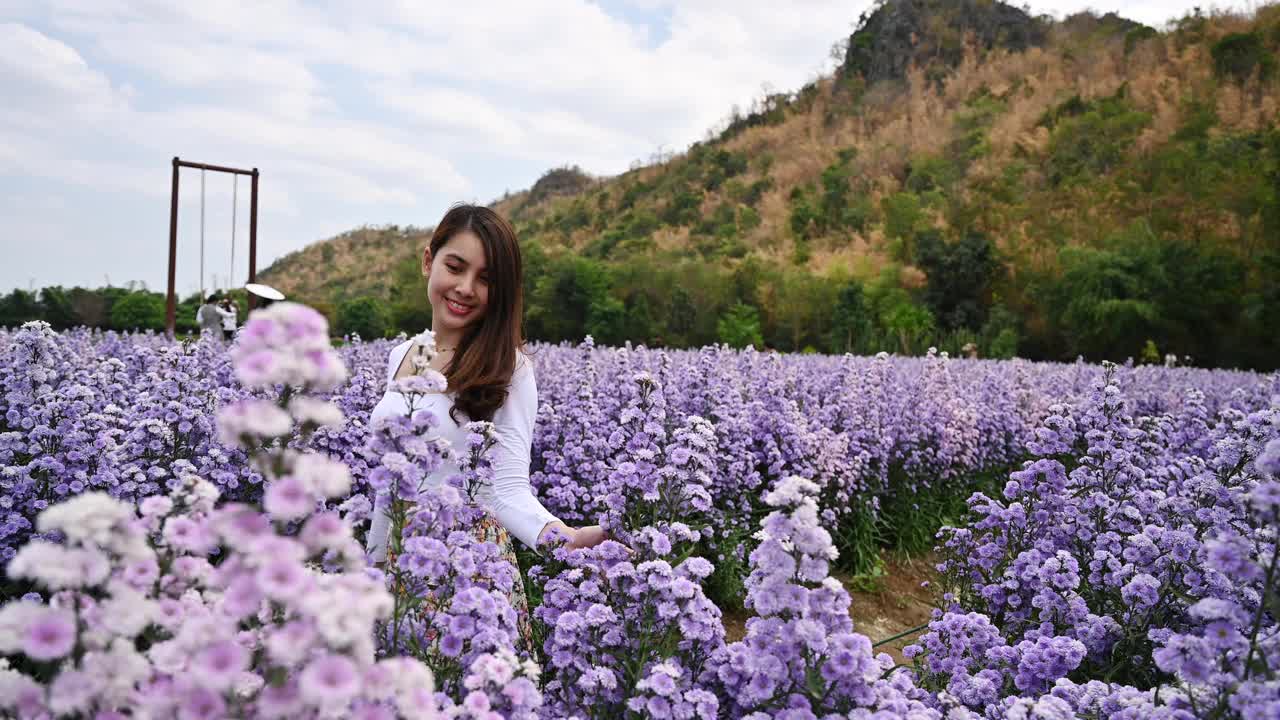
[245,283,285,310]
[217,297,238,341]
[196,294,222,338]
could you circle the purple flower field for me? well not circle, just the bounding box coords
[1,311,1277,718]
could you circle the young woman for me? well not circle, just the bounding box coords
[216,297,238,342]
[364,204,606,628]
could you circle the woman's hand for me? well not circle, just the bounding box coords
[568,524,608,549]
[537,521,610,550]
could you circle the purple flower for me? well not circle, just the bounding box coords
[256,557,309,601]
[192,640,250,691]
[178,686,227,720]
[22,608,75,660]
[263,475,314,521]
[299,654,361,709]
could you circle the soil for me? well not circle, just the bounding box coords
[721,553,939,666]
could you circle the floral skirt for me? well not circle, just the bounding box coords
[472,511,535,654]
[386,511,535,655]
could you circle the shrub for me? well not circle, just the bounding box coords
[336,296,391,340]
[716,303,763,349]
[1045,89,1151,185]
[108,292,165,331]
[1212,31,1277,83]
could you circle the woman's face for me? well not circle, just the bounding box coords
[423,230,490,335]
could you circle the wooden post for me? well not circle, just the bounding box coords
[166,157,180,338]
[248,168,259,310]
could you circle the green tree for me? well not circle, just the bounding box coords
[882,299,935,355]
[827,282,872,354]
[526,256,612,343]
[38,287,77,329]
[388,257,432,336]
[99,287,132,330]
[109,292,165,331]
[788,185,820,240]
[0,289,41,327]
[1046,245,1158,360]
[915,230,998,331]
[880,192,926,260]
[586,294,627,346]
[717,303,764,349]
[1044,89,1151,185]
[763,270,834,351]
[666,286,698,345]
[623,293,658,346]
[980,304,1021,359]
[337,297,391,339]
[68,287,108,328]
[1211,31,1276,83]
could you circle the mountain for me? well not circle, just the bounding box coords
[259,225,431,304]
[262,1,1280,370]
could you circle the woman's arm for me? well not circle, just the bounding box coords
[537,520,608,549]
[489,355,607,551]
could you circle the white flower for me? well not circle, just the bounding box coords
[36,492,134,548]
[391,371,447,396]
[147,639,187,674]
[98,583,156,639]
[234,671,265,698]
[763,476,821,509]
[263,476,316,522]
[7,543,110,590]
[139,495,174,517]
[47,669,100,716]
[81,639,152,708]
[0,661,41,713]
[216,400,294,446]
[293,454,352,500]
[385,658,437,717]
[288,396,345,428]
[410,328,437,356]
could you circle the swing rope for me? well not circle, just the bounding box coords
[230,175,238,290]
[199,169,206,297]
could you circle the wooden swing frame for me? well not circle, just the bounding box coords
[165,156,260,338]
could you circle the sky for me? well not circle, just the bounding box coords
[0,0,1259,296]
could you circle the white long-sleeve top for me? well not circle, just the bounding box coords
[364,340,559,561]
[216,305,237,331]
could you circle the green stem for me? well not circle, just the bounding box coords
[873,622,931,648]
[1242,539,1280,678]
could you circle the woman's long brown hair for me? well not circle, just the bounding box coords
[429,204,525,423]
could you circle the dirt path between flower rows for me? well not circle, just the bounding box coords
[721,553,938,666]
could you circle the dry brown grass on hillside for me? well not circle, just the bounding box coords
[281,4,1280,303]
[259,226,430,303]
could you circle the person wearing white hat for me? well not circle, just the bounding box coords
[245,282,285,309]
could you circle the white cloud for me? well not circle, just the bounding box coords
[377,85,527,147]
[0,22,121,116]
[0,0,1262,293]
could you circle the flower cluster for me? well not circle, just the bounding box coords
[532,541,725,718]
[0,305,445,719]
[597,372,715,556]
[0,317,387,569]
[711,475,941,718]
[439,648,543,719]
[913,366,1280,717]
[3,313,1277,720]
